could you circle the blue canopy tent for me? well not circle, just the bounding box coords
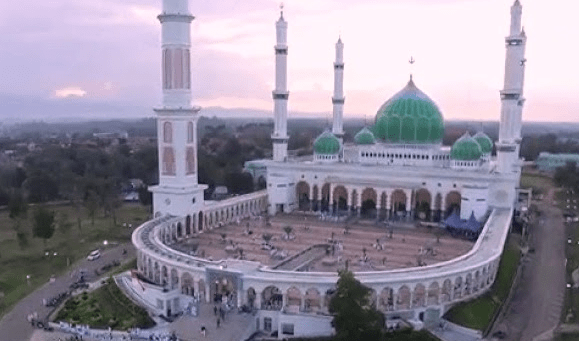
[443,211,482,240]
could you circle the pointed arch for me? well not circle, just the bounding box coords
[163,122,173,143]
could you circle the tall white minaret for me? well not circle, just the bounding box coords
[150,0,207,217]
[332,37,345,141]
[272,7,289,162]
[497,0,526,174]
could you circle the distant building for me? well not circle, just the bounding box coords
[211,186,228,200]
[93,131,129,139]
[535,152,579,172]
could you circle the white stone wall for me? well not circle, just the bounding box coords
[461,185,489,220]
[132,207,512,328]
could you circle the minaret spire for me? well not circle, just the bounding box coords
[150,0,207,217]
[272,5,289,162]
[332,36,345,141]
[497,0,526,174]
[510,0,523,37]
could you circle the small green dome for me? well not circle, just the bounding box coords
[354,127,376,145]
[473,132,493,154]
[451,133,483,161]
[313,130,341,154]
[372,77,444,144]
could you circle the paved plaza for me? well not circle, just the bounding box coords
[171,213,474,273]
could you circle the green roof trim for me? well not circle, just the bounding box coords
[473,132,493,154]
[450,133,483,161]
[313,130,341,155]
[372,77,444,144]
[354,127,376,145]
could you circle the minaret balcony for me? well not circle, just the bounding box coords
[332,97,345,105]
[499,90,520,100]
[158,13,195,23]
[272,92,289,100]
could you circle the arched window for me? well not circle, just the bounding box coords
[163,49,172,89]
[187,122,194,143]
[162,147,175,175]
[173,49,183,89]
[184,49,191,89]
[163,122,172,143]
[186,147,196,174]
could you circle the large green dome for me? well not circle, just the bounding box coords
[354,127,376,145]
[473,132,493,154]
[313,130,341,154]
[451,133,483,161]
[372,77,444,144]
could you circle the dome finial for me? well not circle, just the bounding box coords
[279,3,284,19]
[408,56,416,85]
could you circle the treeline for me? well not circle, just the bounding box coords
[0,129,266,210]
[0,143,157,211]
[521,133,579,161]
[554,162,579,190]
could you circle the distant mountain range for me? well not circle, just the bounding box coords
[0,93,325,124]
[1,94,579,136]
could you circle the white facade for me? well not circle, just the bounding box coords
[129,1,527,339]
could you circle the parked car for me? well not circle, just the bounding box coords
[87,250,101,261]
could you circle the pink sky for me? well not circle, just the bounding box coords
[0,0,576,122]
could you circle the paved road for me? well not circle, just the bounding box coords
[491,188,566,341]
[0,243,136,341]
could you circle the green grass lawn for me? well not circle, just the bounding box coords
[520,172,554,194]
[555,333,579,341]
[444,236,521,331]
[0,203,150,319]
[54,278,155,330]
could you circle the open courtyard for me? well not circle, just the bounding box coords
[170,213,474,273]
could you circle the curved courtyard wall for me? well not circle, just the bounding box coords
[132,191,512,318]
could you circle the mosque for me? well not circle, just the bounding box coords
[124,0,528,337]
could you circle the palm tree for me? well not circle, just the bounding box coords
[262,233,273,244]
[283,226,293,239]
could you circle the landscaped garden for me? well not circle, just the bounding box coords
[54,278,155,330]
[0,203,150,319]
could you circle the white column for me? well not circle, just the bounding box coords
[332,38,345,141]
[193,279,200,296]
[272,9,289,162]
[329,184,334,212]
[151,0,207,218]
[255,290,262,309]
[497,0,526,173]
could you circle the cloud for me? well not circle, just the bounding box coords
[53,87,87,98]
[1,0,579,122]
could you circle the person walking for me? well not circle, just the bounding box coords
[213,305,217,316]
[217,317,221,328]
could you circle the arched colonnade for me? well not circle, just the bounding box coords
[158,194,267,245]
[138,246,500,314]
[296,181,461,221]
